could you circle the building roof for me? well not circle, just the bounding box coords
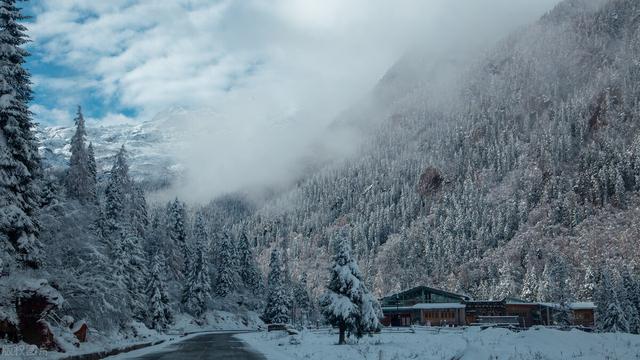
[381,286,471,302]
[382,303,466,311]
[537,302,597,310]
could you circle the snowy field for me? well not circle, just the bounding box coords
[237,327,640,360]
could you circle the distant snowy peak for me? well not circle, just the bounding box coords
[37,113,182,184]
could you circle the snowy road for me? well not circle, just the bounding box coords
[124,333,265,360]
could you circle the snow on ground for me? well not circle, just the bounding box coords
[237,326,640,360]
[36,310,262,359]
[172,309,263,334]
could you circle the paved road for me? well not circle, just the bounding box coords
[127,333,266,360]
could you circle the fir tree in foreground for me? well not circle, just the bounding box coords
[0,0,42,270]
[215,231,236,297]
[66,106,95,203]
[166,198,187,278]
[182,213,211,320]
[320,230,381,344]
[104,145,131,236]
[87,142,97,183]
[263,247,291,324]
[595,266,630,333]
[147,252,173,330]
[237,233,262,294]
[292,272,312,325]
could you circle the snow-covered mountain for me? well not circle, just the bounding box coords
[36,108,192,186]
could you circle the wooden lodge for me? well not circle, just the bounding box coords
[380,286,470,326]
[380,286,596,329]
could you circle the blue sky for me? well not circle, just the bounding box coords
[22,0,560,128]
[23,4,137,124]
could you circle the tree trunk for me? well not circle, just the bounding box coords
[338,324,346,345]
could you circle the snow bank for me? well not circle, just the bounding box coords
[237,326,640,360]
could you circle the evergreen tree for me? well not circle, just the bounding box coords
[263,248,291,324]
[320,230,381,344]
[112,228,148,322]
[182,213,211,319]
[237,233,262,293]
[0,0,42,269]
[147,252,173,330]
[620,267,640,334]
[130,185,148,239]
[521,266,539,301]
[104,145,131,236]
[166,198,187,277]
[595,267,630,333]
[66,106,94,202]
[215,231,236,297]
[578,265,597,300]
[87,142,97,184]
[293,272,312,325]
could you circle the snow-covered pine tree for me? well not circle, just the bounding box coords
[320,230,381,344]
[263,247,291,324]
[237,233,262,294]
[104,145,131,236]
[0,0,42,270]
[620,267,640,334]
[166,198,187,277]
[521,265,539,301]
[66,106,95,203]
[130,184,148,239]
[578,265,597,300]
[293,272,312,325]
[147,251,173,330]
[87,142,97,184]
[182,213,211,319]
[112,227,148,322]
[215,231,236,297]
[594,267,630,333]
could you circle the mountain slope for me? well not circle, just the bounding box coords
[221,0,640,301]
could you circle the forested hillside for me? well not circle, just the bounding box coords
[225,0,640,327]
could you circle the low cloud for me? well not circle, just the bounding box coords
[29,0,562,202]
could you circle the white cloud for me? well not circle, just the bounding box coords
[29,0,562,202]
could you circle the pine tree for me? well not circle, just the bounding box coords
[578,265,597,300]
[130,185,148,239]
[104,145,131,236]
[112,228,148,322]
[0,0,42,269]
[237,233,262,293]
[595,267,630,333]
[147,252,173,330]
[66,106,94,202]
[320,231,381,344]
[521,265,539,301]
[166,198,187,277]
[215,231,236,297]
[263,248,291,324]
[620,267,640,334]
[87,142,97,183]
[293,273,312,325]
[182,213,211,319]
